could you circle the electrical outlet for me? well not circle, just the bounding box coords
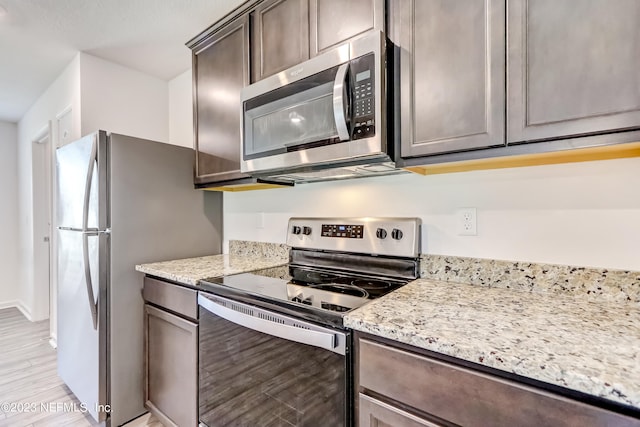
[457,208,477,236]
[257,212,265,229]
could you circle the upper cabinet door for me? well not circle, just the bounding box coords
[309,0,384,57]
[194,16,250,184]
[251,0,309,82]
[507,0,640,143]
[393,0,505,158]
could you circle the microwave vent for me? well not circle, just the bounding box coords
[264,162,408,184]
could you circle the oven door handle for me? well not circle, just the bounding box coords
[198,294,344,355]
[332,63,350,141]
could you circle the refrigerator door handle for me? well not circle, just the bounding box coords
[82,136,99,330]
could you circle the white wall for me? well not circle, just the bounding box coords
[168,69,193,148]
[0,121,20,308]
[224,156,640,271]
[80,53,169,142]
[17,55,81,320]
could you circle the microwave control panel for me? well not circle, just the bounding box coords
[351,53,375,140]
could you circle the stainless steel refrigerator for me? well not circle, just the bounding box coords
[56,130,222,426]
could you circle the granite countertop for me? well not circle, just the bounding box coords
[344,278,640,410]
[135,240,290,285]
[135,254,288,285]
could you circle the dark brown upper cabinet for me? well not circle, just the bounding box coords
[395,0,640,171]
[391,0,506,158]
[309,0,384,57]
[251,0,310,82]
[507,0,640,144]
[251,0,384,82]
[192,16,251,186]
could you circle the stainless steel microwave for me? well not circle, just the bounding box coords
[240,32,401,183]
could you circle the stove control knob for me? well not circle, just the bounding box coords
[376,228,387,239]
[292,226,302,235]
[391,229,403,240]
[302,226,312,235]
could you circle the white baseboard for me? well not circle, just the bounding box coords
[0,300,20,310]
[2,300,56,347]
[16,300,33,321]
[0,300,34,321]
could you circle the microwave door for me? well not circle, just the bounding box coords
[243,65,349,160]
[283,63,350,150]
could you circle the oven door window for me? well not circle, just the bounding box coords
[199,305,348,427]
[243,65,349,160]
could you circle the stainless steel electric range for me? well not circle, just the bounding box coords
[197,217,421,427]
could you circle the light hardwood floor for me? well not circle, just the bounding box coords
[0,308,164,427]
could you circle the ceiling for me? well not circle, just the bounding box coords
[0,0,246,123]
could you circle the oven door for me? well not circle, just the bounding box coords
[198,293,351,427]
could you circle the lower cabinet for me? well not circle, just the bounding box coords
[356,334,640,427]
[143,277,198,427]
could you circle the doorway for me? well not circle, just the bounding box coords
[32,125,54,341]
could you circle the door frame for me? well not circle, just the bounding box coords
[31,124,54,332]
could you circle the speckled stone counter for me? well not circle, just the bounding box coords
[135,241,289,285]
[344,278,640,409]
[421,254,640,302]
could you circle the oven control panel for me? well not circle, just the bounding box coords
[287,217,421,258]
[321,224,364,239]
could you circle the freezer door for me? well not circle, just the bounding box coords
[56,131,108,230]
[57,228,108,423]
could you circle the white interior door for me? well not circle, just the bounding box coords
[32,129,52,322]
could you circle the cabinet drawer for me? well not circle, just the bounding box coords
[358,338,639,427]
[359,394,442,427]
[143,277,198,320]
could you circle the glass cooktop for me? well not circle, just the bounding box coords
[199,264,408,317]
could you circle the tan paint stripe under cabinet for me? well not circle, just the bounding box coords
[406,141,640,175]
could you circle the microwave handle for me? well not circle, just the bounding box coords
[332,63,350,141]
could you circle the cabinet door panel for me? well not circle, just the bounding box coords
[194,17,250,184]
[310,0,383,56]
[393,0,505,158]
[507,0,640,143]
[359,394,443,427]
[145,304,198,427]
[251,0,309,82]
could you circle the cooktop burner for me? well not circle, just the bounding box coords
[308,283,369,298]
[351,279,393,293]
[289,267,404,299]
[300,271,339,283]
